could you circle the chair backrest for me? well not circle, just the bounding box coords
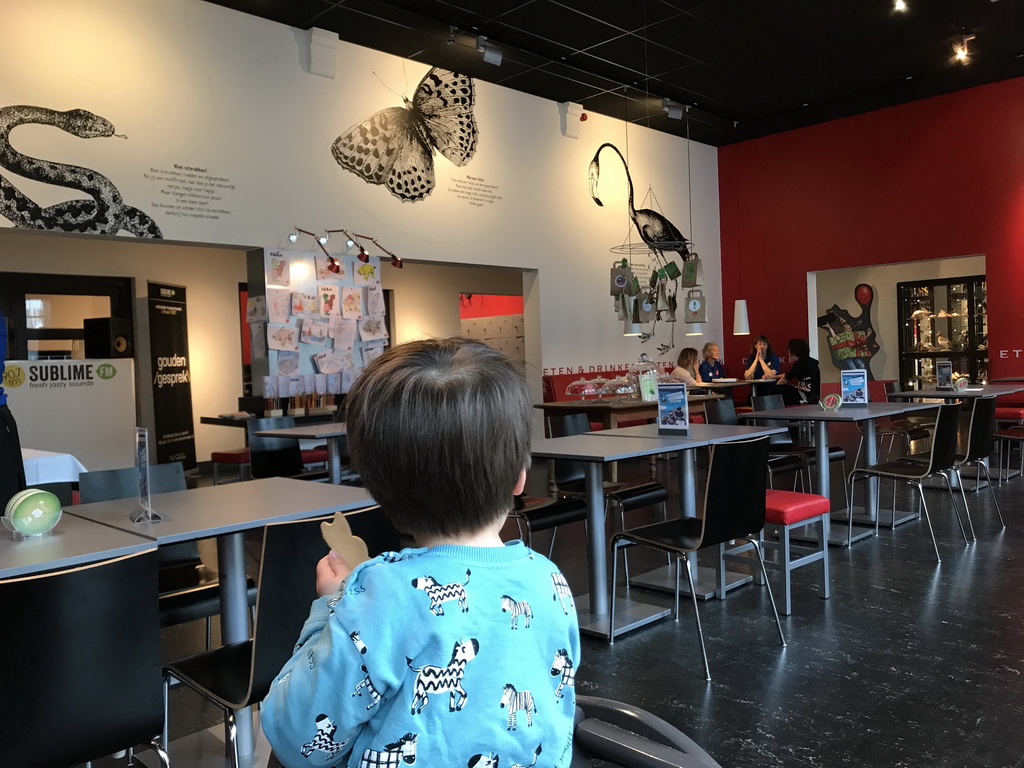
[920,402,962,474]
[247,416,306,479]
[79,462,197,574]
[0,550,163,767]
[963,396,998,462]
[698,436,771,548]
[750,394,797,447]
[79,461,187,503]
[703,398,739,426]
[548,412,590,486]
[247,506,400,704]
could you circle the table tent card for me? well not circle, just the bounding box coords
[840,369,868,406]
[656,382,689,435]
[936,360,954,390]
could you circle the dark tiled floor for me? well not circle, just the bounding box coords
[104,427,1024,767]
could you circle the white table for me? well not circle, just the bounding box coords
[21,448,87,485]
[254,422,349,484]
[594,423,788,600]
[65,476,376,759]
[739,402,936,545]
[0,514,154,580]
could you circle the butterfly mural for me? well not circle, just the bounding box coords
[331,68,479,203]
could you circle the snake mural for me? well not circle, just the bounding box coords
[0,105,162,238]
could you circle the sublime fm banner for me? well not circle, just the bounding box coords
[148,282,197,468]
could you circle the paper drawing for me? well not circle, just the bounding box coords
[266,252,290,286]
[276,350,299,375]
[268,290,291,324]
[319,284,340,316]
[300,318,331,346]
[341,286,363,319]
[358,315,389,342]
[365,285,386,316]
[267,324,299,351]
[246,295,268,324]
[354,260,379,286]
[329,317,358,349]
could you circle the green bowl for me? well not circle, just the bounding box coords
[4,489,63,537]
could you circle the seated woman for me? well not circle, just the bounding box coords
[743,335,782,381]
[776,337,820,405]
[670,347,702,387]
[698,341,725,382]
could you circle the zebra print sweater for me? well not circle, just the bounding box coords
[262,540,581,767]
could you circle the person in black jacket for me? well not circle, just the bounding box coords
[777,338,821,405]
[0,311,27,511]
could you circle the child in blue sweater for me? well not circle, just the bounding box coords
[262,337,581,767]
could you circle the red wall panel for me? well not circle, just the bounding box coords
[719,76,1024,377]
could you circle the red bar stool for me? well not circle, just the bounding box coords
[210,447,250,485]
[725,489,830,615]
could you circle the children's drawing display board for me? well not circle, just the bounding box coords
[251,248,389,395]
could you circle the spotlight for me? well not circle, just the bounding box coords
[357,247,370,263]
[893,0,907,11]
[390,255,403,269]
[661,98,683,120]
[327,256,341,274]
[318,232,329,245]
[476,36,502,66]
[288,231,299,243]
[954,34,975,63]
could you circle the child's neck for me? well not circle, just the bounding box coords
[416,519,506,549]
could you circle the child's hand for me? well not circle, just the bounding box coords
[316,550,352,597]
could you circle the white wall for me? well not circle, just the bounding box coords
[0,0,722,369]
[0,0,723,448]
[812,254,985,382]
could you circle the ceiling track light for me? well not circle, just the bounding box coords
[893,0,908,12]
[661,98,683,120]
[476,36,503,66]
[287,227,403,266]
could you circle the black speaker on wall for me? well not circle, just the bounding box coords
[84,317,133,358]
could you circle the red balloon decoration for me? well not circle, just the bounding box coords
[855,284,873,306]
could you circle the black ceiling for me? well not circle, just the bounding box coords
[203,0,1024,146]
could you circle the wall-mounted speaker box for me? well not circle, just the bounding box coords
[83,317,133,358]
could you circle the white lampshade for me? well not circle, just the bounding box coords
[685,322,704,336]
[733,299,750,335]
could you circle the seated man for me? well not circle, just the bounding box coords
[777,338,820,405]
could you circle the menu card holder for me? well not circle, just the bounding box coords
[936,360,954,391]
[840,369,868,406]
[130,427,162,523]
[657,382,689,436]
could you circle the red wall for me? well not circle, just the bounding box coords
[719,76,1024,378]
[458,293,524,319]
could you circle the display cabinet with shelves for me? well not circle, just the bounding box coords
[897,275,987,388]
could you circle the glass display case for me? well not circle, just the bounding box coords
[897,275,987,388]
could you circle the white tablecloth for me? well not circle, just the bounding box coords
[21,448,88,485]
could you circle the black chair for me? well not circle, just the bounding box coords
[0,550,170,768]
[954,396,1004,529]
[846,401,969,561]
[608,436,786,680]
[246,416,329,481]
[571,695,723,767]
[79,462,256,650]
[751,394,849,506]
[705,398,809,490]
[163,506,399,767]
[509,491,589,557]
[853,382,932,465]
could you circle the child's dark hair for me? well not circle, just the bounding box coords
[787,338,809,358]
[345,337,532,539]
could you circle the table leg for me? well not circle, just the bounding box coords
[217,532,254,758]
[577,461,671,639]
[327,437,342,484]
[815,420,875,546]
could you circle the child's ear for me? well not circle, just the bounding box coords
[512,467,527,496]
